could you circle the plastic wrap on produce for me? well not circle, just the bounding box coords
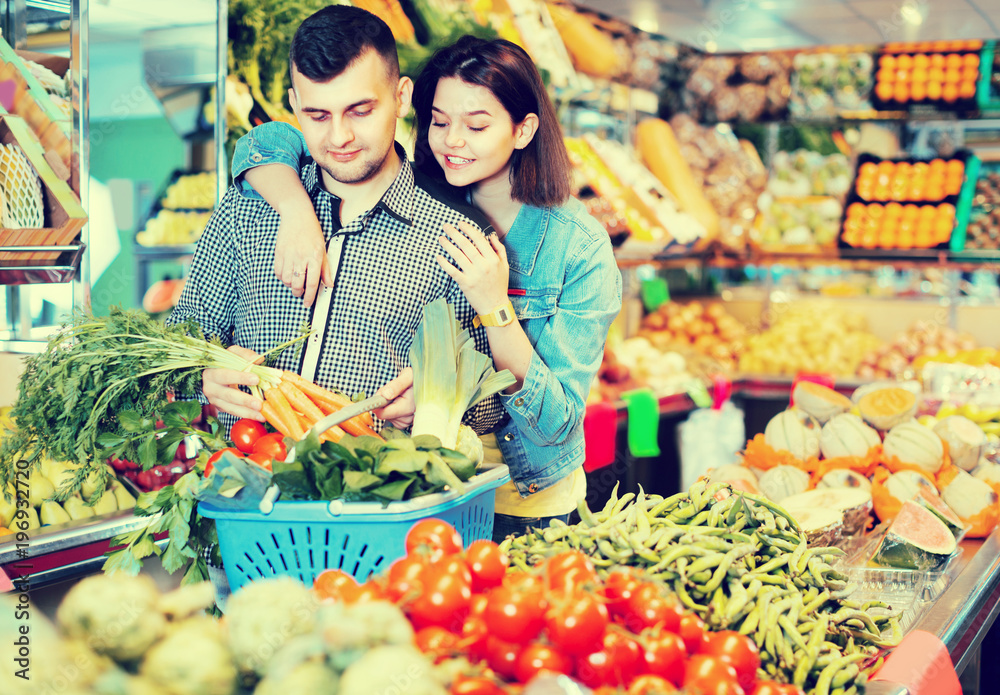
[921,361,1000,401]
[873,528,958,571]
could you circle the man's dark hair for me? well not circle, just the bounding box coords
[289,5,399,86]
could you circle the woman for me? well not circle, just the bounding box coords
[231,36,621,541]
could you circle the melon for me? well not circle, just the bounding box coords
[757,465,810,502]
[972,461,1000,494]
[872,469,937,522]
[915,487,967,539]
[707,464,759,495]
[816,469,872,493]
[883,421,945,475]
[784,507,844,547]
[937,467,1000,538]
[933,416,987,472]
[856,387,918,431]
[764,410,820,461]
[793,382,852,424]
[873,499,957,570]
[781,487,873,537]
[820,414,881,459]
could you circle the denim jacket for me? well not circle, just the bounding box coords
[232,122,623,496]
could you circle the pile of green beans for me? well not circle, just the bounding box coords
[500,480,903,695]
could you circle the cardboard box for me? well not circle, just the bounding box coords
[0,115,86,264]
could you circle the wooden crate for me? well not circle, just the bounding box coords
[0,115,86,264]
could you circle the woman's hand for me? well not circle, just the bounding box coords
[374,368,415,429]
[436,221,509,315]
[274,205,332,308]
[202,345,265,421]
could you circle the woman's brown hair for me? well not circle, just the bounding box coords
[412,36,571,207]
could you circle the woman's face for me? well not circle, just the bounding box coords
[427,77,533,192]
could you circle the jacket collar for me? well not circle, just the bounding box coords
[503,204,547,276]
[302,142,415,228]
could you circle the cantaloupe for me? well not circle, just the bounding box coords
[816,469,872,493]
[764,410,821,461]
[781,487,873,537]
[883,420,945,475]
[973,461,1000,495]
[820,413,881,459]
[793,382,852,424]
[856,387,917,430]
[872,468,937,522]
[937,466,1000,538]
[635,118,720,237]
[757,465,810,502]
[784,507,844,547]
[707,464,759,494]
[934,416,987,471]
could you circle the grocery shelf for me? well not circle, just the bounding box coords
[0,243,84,285]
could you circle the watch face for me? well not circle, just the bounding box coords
[498,308,510,322]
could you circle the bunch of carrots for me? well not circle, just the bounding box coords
[260,371,383,444]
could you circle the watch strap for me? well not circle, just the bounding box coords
[473,299,516,328]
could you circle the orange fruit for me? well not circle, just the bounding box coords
[942,83,959,103]
[927,81,944,100]
[847,202,867,218]
[858,162,879,179]
[934,218,953,241]
[964,53,980,69]
[885,201,904,218]
[945,68,962,84]
[861,233,880,249]
[930,54,946,68]
[897,54,914,70]
[967,40,983,50]
[959,81,977,99]
[915,217,934,236]
[913,54,930,69]
[963,66,979,82]
[946,53,963,69]
[928,67,946,83]
[912,161,929,177]
[946,159,965,174]
[914,230,934,248]
[939,203,956,219]
[880,54,897,70]
[910,82,928,102]
[868,203,885,219]
[918,204,936,219]
[896,231,914,249]
[911,67,928,85]
[896,69,911,83]
[929,158,946,174]
[903,204,921,219]
[875,82,894,102]
[876,67,895,84]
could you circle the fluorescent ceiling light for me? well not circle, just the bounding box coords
[900,4,924,25]
[705,40,718,52]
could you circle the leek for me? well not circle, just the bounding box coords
[409,299,515,449]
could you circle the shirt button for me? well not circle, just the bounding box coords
[504,433,514,442]
[528,483,539,493]
[514,397,524,406]
[251,153,262,162]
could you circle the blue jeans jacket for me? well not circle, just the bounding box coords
[232,122,622,496]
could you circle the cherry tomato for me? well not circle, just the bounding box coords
[416,625,459,659]
[405,518,464,560]
[484,636,523,681]
[544,550,599,592]
[544,591,609,656]
[450,676,505,695]
[641,629,687,686]
[483,583,547,644]
[603,569,643,619]
[703,630,760,691]
[231,418,267,454]
[679,613,710,655]
[248,451,273,470]
[465,539,508,592]
[469,593,489,618]
[515,642,573,683]
[458,614,490,661]
[623,583,681,633]
[313,569,360,603]
[203,447,241,477]
[574,630,642,688]
[749,683,801,695]
[353,580,386,603]
[252,432,287,461]
[407,556,472,630]
[684,654,744,695]
[628,674,679,694]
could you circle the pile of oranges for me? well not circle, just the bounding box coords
[873,52,980,105]
[841,202,956,249]
[854,157,965,202]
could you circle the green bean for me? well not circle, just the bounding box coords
[813,653,868,695]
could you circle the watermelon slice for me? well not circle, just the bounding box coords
[873,499,958,570]
[915,487,968,540]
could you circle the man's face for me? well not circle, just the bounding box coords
[289,50,410,188]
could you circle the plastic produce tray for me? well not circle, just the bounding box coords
[844,567,953,635]
[199,464,510,591]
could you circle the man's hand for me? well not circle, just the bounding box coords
[374,368,415,429]
[274,205,332,308]
[202,345,266,421]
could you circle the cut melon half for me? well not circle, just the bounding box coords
[916,487,968,540]
[873,499,957,570]
[781,487,873,537]
[784,507,844,547]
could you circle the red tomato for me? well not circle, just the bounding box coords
[703,631,760,691]
[749,683,799,695]
[386,554,427,602]
[574,630,642,688]
[603,569,642,619]
[450,676,505,695]
[203,447,241,477]
[544,592,609,656]
[515,642,573,683]
[628,674,679,694]
[231,418,267,454]
[407,557,472,630]
[484,637,523,680]
[469,593,489,618]
[641,629,687,686]
[405,518,464,560]
[684,654,744,695]
[483,583,547,644]
[544,551,599,592]
[252,432,287,461]
[623,583,681,633]
[465,539,508,592]
[353,581,385,603]
[458,614,490,661]
[416,625,459,659]
[313,569,360,603]
[679,613,710,655]
[248,451,273,470]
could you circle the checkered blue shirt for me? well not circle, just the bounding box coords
[167,150,503,434]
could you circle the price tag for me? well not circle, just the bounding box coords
[640,278,670,313]
[621,388,661,458]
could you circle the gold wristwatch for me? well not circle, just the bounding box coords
[473,299,516,328]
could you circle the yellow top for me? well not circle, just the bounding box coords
[482,433,587,517]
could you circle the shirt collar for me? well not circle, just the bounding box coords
[302,142,414,228]
[503,204,547,276]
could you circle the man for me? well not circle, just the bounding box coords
[168,5,500,433]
